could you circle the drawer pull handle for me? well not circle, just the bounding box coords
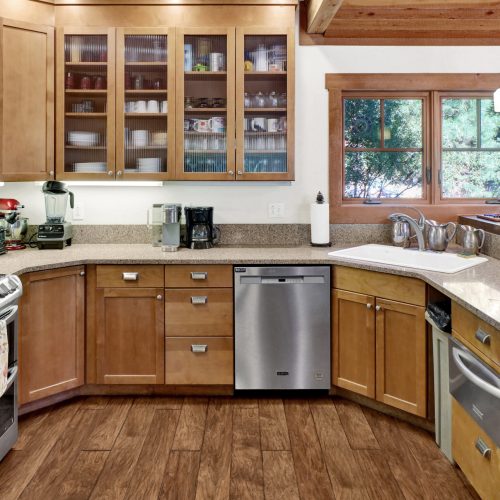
[191,272,207,280]
[191,296,208,305]
[475,438,492,459]
[475,328,491,345]
[191,344,208,353]
[122,272,139,281]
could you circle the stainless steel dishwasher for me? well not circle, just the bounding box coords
[235,266,330,390]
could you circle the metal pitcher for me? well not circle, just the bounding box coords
[459,225,486,255]
[425,220,456,252]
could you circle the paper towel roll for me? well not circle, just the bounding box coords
[311,203,330,245]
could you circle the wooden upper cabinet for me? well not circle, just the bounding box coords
[96,287,165,384]
[175,27,236,180]
[375,298,427,418]
[236,27,294,181]
[56,27,116,180]
[19,267,85,405]
[332,289,375,398]
[116,28,176,181]
[0,19,54,181]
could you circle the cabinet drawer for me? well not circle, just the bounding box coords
[452,399,500,500]
[165,288,233,337]
[165,337,233,385]
[96,265,164,288]
[165,265,232,288]
[452,302,499,367]
[333,266,425,306]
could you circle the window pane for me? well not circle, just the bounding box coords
[441,151,500,198]
[442,98,477,149]
[345,152,423,199]
[480,98,500,148]
[384,99,422,148]
[344,99,381,148]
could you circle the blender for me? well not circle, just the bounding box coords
[36,181,74,250]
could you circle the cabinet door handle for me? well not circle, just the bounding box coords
[49,170,54,177]
[80,271,85,276]
[191,296,208,305]
[107,170,114,176]
[375,305,382,312]
[228,170,234,175]
[191,344,208,353]
[157,295,163,301]
[191,272,207,280]
[475,328,491,345]
[117,170,123,177]
[475,437,492,459]
[366,303,372,309]
[122,272,139,281]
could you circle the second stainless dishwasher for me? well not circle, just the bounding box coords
[235,266,330,390]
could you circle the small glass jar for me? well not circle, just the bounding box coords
[278,92,287,107]
[244,92,252,108]
[253,92,266,108]
[267,91,279,108]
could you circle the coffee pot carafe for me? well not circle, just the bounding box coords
[458,225,485,255]
[425,220,456,252]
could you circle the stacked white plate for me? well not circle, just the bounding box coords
[68,131,100,147]
[137,157,162,172]
[74,162,107,173]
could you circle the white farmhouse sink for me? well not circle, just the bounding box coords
[328,244,487,274]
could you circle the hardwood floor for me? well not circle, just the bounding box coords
[0,396,476,500]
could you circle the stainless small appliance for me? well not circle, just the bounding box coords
[235,266,330,390]
[425,220,456,252]
[449,336,500,447]
[0,274,22,462]
[37,181,74,250]
[0,199,28,251]
[184,207,220,249]
[162,204,182,252]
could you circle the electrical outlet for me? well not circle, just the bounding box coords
[73,201,85,221]
[268,202,285,218]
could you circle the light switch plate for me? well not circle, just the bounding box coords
[73,201,85,221]
[268,202,285,218]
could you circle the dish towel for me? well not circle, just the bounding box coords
[0,319,8,397]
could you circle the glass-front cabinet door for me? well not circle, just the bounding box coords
[236,28,294,181]
[56,28,115,179]
[116,28,175,180]
[175,28,235,180]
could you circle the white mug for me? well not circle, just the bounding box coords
[193,119,211,133]
[209,116,225,133]
[267,118,279,133]
[147,100,159,113]
[132,129,148,147]
[125,101,135,113]
[135,100,147,113]
[161,100,168,113]
[251,117,267,132]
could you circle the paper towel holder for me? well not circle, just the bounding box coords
[310,191,332,247]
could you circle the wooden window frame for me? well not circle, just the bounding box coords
[326,73,500,224]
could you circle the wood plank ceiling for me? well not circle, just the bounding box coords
[301,0,500,45]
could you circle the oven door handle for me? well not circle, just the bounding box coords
[1,305,18,326]
[452,347,500,399]
[5,365,18,391]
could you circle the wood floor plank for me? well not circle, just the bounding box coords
[172,397,208,451]
[160,451,200,500]
[310,399,367,499]
[230,408,264,500]
[231,397,259,409]
[57,451,109,500]
[81,396,110,409]
[0,401,81,500]
[13,410,50,451]
[284,399,335,500]
[19,408,99,500]
[362,407,428,500]
[334,399,380,450]
[82,397,133,451]
[125,409,181,500]
[152,396,184,410]
[89,398,157,500]
[353,449,405,500]
[259,399,291,451]
[262,451,300,500]
[398,420,474,500]
[195,399,233,500]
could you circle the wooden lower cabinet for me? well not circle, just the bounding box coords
[332,289,375,398]
[165,337,233,385]
[452,399,500,500]
[19,267,85,405]
[333,286,427,418]
[96,288,164,384]
[375,298,426,417]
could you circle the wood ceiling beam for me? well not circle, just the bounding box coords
[307,0,345,33]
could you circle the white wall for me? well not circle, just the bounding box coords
[3,14,500,225]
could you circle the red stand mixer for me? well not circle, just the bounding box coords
[0,199,28,250]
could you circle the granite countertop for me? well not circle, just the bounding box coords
[1,244,499,330]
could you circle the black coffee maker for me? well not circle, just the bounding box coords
[184,207,220,249]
